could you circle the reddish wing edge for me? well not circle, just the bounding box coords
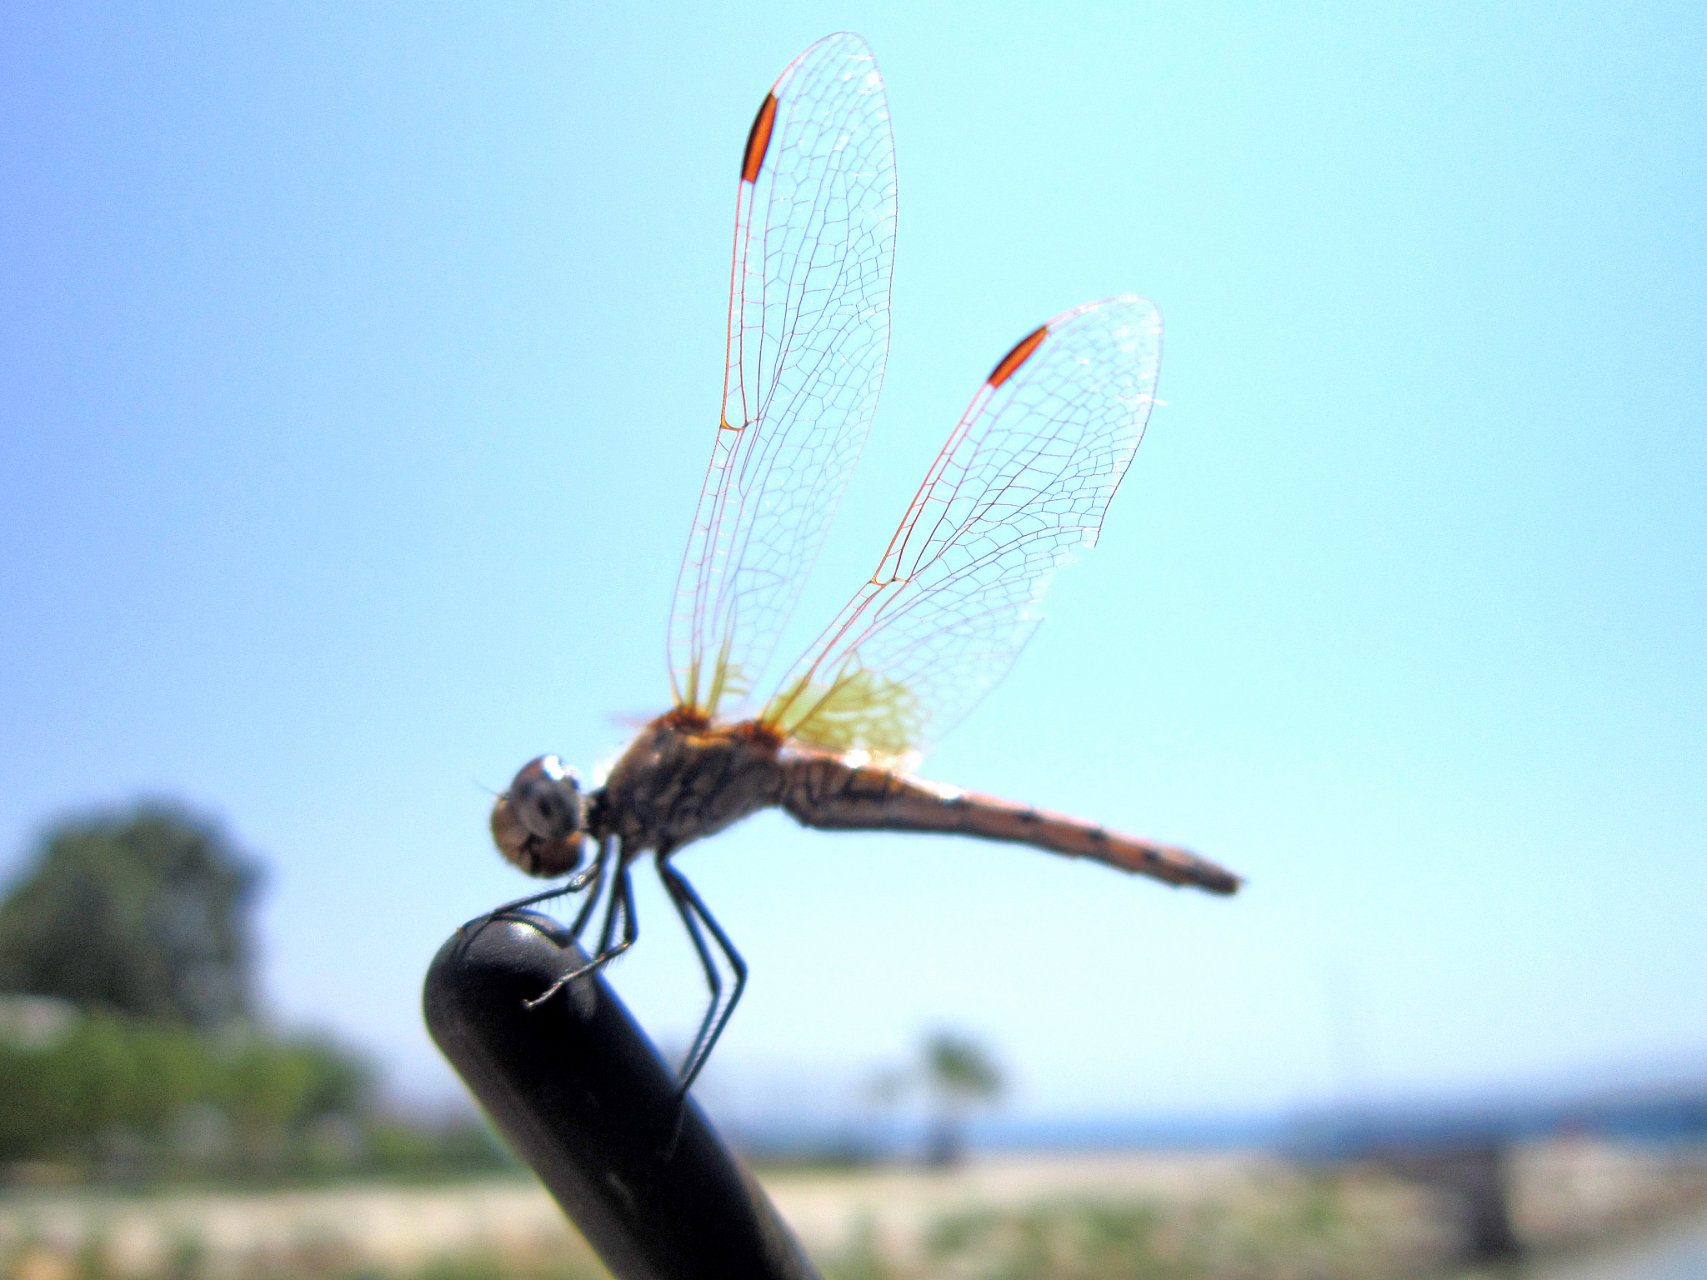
[669,34,898,717]
[761,295,1163,761]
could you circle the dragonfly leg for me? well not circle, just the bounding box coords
[658,855,746,1093]
[657,854,720,1084]
[562,835,614,942]
[467,837,609,932]
[523,847,638,1011]
[461,883,563,933]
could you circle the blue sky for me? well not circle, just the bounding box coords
[3,3,1703,1123]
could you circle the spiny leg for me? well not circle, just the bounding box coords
[657,853,721,1086]
[523,845,638,1011]
[462,840,608,935]
[563,835,613,942]
[595,857,638,959]
[658,856,747,1093]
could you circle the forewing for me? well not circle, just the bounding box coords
[762,296,1162,761]
[669,33,897,717]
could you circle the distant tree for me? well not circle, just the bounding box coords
[0,805,262,1029]
[922,1029,1004,1167]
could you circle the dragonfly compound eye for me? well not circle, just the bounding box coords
[491,755,586,878]
[511,755,584,840]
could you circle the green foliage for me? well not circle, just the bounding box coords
[821,1176,1433,1280]
[0,1009,373,1178]
[0,806,261,1029]
[0,1002,516,1184]
[0,802,516,1188]
[365,1114,514,1178]
[6,1239,608,1280]
[924,1031,1004,1106]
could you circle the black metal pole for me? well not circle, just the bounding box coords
[423,909,821,1280]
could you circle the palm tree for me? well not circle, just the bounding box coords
[922,1029,1003,1167]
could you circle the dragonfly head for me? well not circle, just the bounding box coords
[491,755,586,878]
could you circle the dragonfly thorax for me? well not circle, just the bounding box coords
[591,710,786,857]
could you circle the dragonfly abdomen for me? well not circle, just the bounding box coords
[779,755,1240,896]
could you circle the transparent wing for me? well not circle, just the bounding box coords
[761,296,1162,762]
[669,33,897,718]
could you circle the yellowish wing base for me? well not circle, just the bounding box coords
[762,666,925,762]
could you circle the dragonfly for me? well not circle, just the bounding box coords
[486,32,1242,1092]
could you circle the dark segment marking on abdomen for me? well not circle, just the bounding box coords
[778,755,1240,895]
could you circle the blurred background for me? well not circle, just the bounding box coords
[2,2,1703,1277]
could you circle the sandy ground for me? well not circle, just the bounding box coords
[0,1178,597,1277]
[0,1141,1701,1277]
[762,1149,1285,1255]
[0,1151,1278,1276]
